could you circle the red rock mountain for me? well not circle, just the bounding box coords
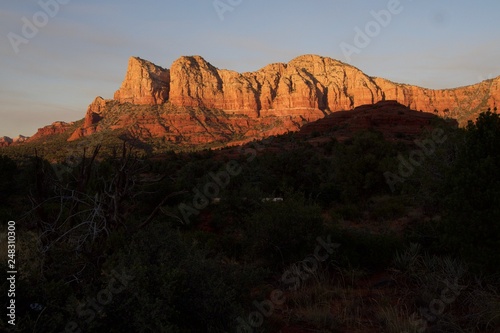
[111,54,498,118]
[113,57,170,105]
[27,54,500,145]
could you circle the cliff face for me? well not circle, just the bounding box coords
[169,56,260,115]
[373,76,500,123]
[64,54,500,145]
[124,55,387,120]
[114,57,170,105]
[68,96,111,141]
[112,54,499,122]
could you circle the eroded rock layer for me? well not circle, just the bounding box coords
[69,54,500,144]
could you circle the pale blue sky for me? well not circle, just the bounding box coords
[1,0,499,137]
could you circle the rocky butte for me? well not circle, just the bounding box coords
[111,55,499,117]
[0,135,29,147]
[18,54,500,146]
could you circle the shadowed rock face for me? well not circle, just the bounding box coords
[39,54,500,145]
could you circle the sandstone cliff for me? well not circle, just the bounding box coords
[112,54,499,123]
[64,54,500,145]
[68,96,112,141]
[373,76,499,123]
[114,57,170,105]
[169,55,260,115]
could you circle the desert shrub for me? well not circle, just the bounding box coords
[5,278,75,333]
[243,193,325,268]
[10,220,263,332]
[0,229,77,333]
[465,285,500,330]
[327,226,403,270]
[316,181,341,207]
[96,220,261,333]
[429,112,500,273]
[331,131,398,203]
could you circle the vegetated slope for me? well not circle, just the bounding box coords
[299,100,457,143]
[2,105,499,333]
[2,100,455,162]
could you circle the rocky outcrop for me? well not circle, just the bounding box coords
[69,101,303,144]
[68,96,111,141]
[373,76,499,124]
[27,121,74,142]
[167,55,383,120]
[113,54,499,126]
[270,55,384,112]
[0,135,30,147]
[0,136,13,147]
[114,57,170,105]
[13,135,29,143]
[168,56,261,116]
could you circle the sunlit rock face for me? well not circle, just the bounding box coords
[63,54,499,144]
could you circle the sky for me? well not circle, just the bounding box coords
[1,0,499,138]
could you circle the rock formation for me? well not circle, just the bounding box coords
[111,54,499,124]
[114,57,170,105]
[13,135,29,143]
[0,136,13,147]
[169,56,261,116]
[68,96,112,141]
[14,54,500,146]
[0,135,30,147]
[27,121,74,142]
